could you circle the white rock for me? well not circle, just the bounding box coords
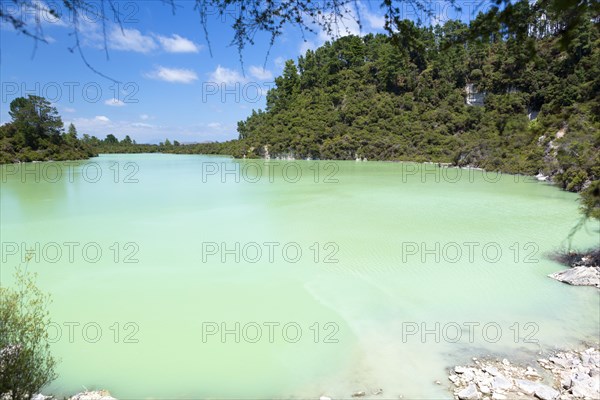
[491,394,507,400]
[69,392,116,400]
[462,370,476,382]
[457,384,481,400]
[484,366,500,376]
[571,385,600,399]
[576,364,591,375]
[492,375,513,391]
[502,359,510,366]
[534,384,559,400]
[320,396,332,400]
[572,371,591,382]
[549,356,571,369]
[571,377,600,399]
[548,266,600,288]
[478,377,493,388]
[559,371,572,389]
[515,379,539,395]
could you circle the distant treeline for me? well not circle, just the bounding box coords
[86,134,162,154]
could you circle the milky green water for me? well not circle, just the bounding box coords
[1,154,598,399]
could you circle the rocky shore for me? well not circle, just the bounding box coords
[449,347,600,400]
[31,391,116,400]
[549,249,600,288]
[23,349,600,400]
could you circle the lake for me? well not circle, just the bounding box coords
[1,154,598,398]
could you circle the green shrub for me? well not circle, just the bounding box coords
[0,266,57,400]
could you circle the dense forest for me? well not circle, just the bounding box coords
[168,0,599,196]
[0,96,96,163]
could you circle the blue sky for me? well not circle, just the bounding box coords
[0,0,486,144]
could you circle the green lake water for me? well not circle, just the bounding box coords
[1,154,598,399]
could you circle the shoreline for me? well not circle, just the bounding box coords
[0,152,581,186]
[32,344,599,400]
[449,345,600,400]
[0,152,558,180]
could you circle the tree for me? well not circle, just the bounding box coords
[121,135,133,145]
[1,95,96,163]
[104,134,119,144]
[8,96,64,149]
[0,266,57,399]
[580,181,600,221]
[66,123,78,144]
[268,60,300,111]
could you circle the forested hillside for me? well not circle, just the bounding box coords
[175,1,599,193]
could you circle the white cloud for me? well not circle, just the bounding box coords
[74,23,203,55]
[359,3,386,30]
[300,40,318,55]
[68,116,110,133]
[209,65,246,85]
[131,122,154,128]
[73,18,104,47]
[248,65,273,80]
[274,56,286,70]
[140,114,150,120]
[104,98,125,107]
[207,122,221,129]
[109,27,157,53]
[298,2,386,54]
[63,107,76,113]
[155,34,201,53]
[146,66,198,84]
